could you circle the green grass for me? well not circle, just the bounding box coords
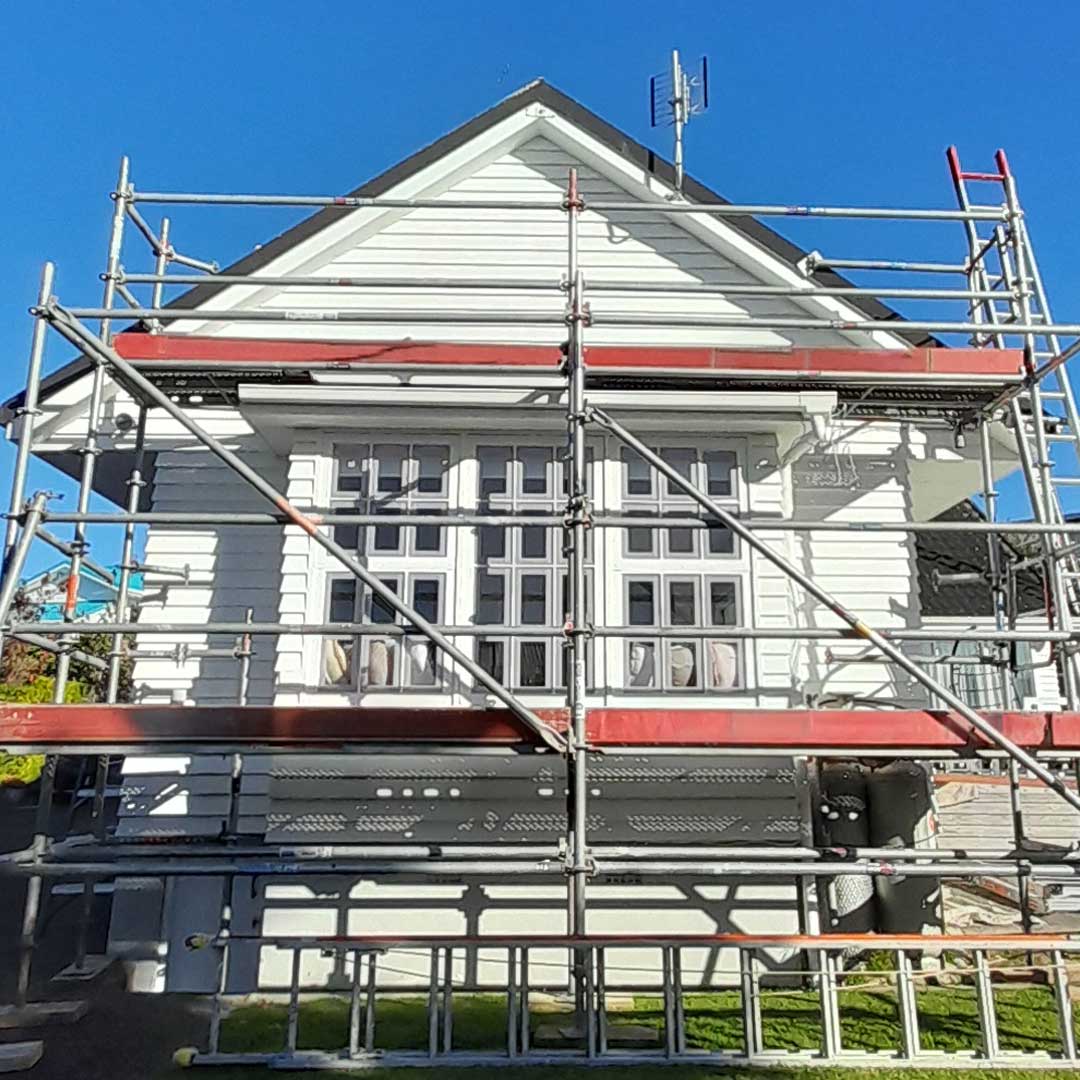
[166,984,1080,1078]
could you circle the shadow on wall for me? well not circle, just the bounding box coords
[133,441,287,707]
[202,874,808,994]
[790,425,924,708]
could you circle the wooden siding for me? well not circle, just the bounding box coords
[181,137,863,350]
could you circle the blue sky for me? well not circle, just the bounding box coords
[1,1,1078,572]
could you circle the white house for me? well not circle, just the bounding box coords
[3,80,1063,992]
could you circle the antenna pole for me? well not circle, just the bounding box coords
[671,49,685,197]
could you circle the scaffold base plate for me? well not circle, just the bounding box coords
[0,1042,43,1074]
[0,1000,88,1029]
[52,955,113,982]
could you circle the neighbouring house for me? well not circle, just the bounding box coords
[4,80,1070,993]
[16,560,143,623]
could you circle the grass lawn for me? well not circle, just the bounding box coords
[159,984,1080,1078]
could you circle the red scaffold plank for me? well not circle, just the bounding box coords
[113,333,1024,381]
[1,705,1078,754]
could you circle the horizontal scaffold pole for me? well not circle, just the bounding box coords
[589,405,1080,814]
[117,272,1005,303]
[23,510,1080,535]
[40,301,565,754]
[54,306,1080,338]
[0,855,1076,882]
[8,621,1080,643]
[129,189,1006,221]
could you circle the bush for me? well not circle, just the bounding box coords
[0,676,85,786]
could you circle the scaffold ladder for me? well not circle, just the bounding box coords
[175,933,1080,1070]
[949,147,1080,703]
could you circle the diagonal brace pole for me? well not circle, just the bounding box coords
[41,301,565,753]
[589,405,1080,814]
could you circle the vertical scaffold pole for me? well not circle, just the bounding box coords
[3,263,54,572]
[148,216,170,333]
[105,404,148,705]
[998,151,1079,706]
[979,418,1032,932]
[53,155,130,702]
[564,167,591,1015]
[33,157,129,994]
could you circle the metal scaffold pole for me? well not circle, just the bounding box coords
[563,169,591,1011]
[2,263,54,572]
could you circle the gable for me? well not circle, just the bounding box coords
[171,134,893,351]
[3,79,924,429]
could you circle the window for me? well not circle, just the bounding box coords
[623,574,742,692]
[322,442,454,693]
[331,442,451,556]
[474,444,593,689]
[319,572,446,690]
[620,447,737,557]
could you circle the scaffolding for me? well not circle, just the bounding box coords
[2,139,1080,1067]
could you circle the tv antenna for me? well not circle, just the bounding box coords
[649,49,709,197]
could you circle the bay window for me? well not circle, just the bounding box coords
[316,436,749,698]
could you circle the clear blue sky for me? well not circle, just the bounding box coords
[2,1,1078,573]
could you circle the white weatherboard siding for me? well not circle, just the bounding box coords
[789,421,925,707]
[130,443,285,707]
[172,118,906,351]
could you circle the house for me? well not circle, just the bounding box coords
[3,80,1062,992]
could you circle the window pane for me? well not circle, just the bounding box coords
[628,580,655,626]
[478,639,504,682]
[627,641,656,688]
[708,526,735,555]
[322,638,354,686]
[669,641,698,688]
[519,641,547,687]
[407,639,437,686]
[520,447,551,495]
[705,450,736,497]
[328,578,356,623]
[333,522,360,551]
[669,581,697,626]
[366,639,396,687]
[374,444,406,493]
[662,448,695,496]
[414,509,443,553]
[478,446,511,497]
[520,574,547,624]
[709,581,738,626]
[625,510,654,555]
[623,449,653,497]
[479,526,505,561]
[370,579,399,624]
[416,445,449,494]
[336,444,368,494]
[373,506,401,551]
[476,571,505,624]
[668,527,695,555]
[522,526,548,560]
[707,641,738,689]
[412,578,440,622]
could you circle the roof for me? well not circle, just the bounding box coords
[2,78,929,424]
[916,499,1045,618]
